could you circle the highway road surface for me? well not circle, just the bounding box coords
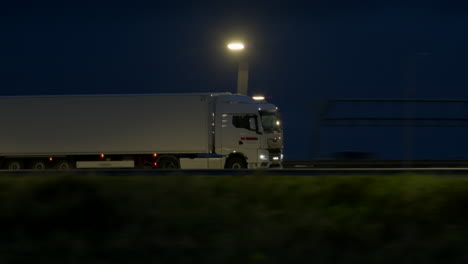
[2,167,468,177]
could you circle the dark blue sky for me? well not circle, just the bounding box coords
[2,1,468,159]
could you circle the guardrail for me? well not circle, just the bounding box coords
[282,160,468,168]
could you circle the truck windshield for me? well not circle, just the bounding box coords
[259,110,282,133]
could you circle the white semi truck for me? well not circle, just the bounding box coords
[0,93,283,170]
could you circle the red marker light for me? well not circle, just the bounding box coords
[153,162,158,167]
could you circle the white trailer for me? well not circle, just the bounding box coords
[0,93,283,170]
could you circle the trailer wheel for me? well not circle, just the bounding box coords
[225,157,247,169]
[6,160,23,170]
[31,160,47,170]
[158,156,180,169]
[55,160,74,170]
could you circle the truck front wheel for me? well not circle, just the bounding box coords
[225,157,247,169]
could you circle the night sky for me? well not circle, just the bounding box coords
[2,1,468,160]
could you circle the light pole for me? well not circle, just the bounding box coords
[227,42,249,95]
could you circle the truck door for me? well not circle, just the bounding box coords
[219,113,260,160]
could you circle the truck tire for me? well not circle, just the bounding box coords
[55,160,74,170]
[30,160,47,170]
[6,160,23,170]
[225,157,247,169]
[158,156,180,169]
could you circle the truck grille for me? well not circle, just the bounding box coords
[268,149,282,156]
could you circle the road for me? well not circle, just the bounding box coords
[2,167,468,176]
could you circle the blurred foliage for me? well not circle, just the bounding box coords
[0,174,467,263]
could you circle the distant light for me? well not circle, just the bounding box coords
[153,153,158,158]
[227,43,245,50]
[49,157,53,162]
[100,154,105,159]
[276,121,281,126]
[153,162,158,167]
[252,96,265,101]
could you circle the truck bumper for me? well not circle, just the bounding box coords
[257,153,283,168]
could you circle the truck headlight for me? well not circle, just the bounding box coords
[259,154,268,161]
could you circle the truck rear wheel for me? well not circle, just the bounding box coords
[225,157,247,169]
[6,160,23,170]
[158,156,180,169]
[55,160,74,170]
[30,160,47,170]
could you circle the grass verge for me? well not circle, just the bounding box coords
[0,174,467,263]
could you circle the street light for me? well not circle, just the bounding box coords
[227,43,245,50]
[227,42,249,95]
[252,95,265,101]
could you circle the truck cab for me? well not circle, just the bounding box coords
[215,94,283,168]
